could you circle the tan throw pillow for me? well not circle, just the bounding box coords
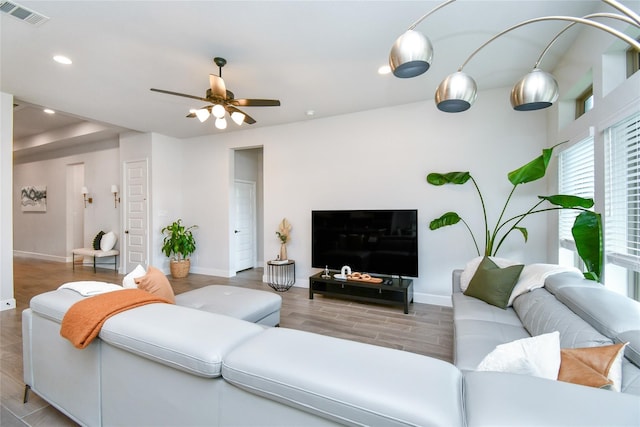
[134,266,175,303]
[558,343,627,391]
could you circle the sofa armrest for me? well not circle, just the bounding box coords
[464,371,640,426]
[452,269,463,294]
[22,309,33,387]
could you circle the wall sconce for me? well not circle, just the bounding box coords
[111,184,120,208]
[81,186,92,208]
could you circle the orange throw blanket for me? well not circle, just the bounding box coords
[60,289,171,349]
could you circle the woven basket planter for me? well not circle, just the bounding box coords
[169,259,191,279]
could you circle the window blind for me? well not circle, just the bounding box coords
[558,138,594,250]
[605,112,640,272]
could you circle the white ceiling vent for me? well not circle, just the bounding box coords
[0,1,49,26]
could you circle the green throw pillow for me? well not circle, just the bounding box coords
[464,256,524,309]
[92,231,105,250]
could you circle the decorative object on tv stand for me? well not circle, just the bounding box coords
[334,265,351,280]
[161,219,198,279]
[21,185,47,212]
[111,185,120,208]
[275,218,291,262]
[389,0,640,112]
[427,143,603,282]
[81,186,92,208]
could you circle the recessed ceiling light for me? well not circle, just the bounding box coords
[53,55,72,65]
[378,65,391,75]
[306,110,315,117]
[43,108,55,114]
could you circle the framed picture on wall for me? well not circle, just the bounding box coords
[21,185,47,212]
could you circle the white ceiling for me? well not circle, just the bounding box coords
[2,0,629,147]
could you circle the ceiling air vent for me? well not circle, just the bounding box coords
[0,1,49,26]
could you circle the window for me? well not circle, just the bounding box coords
[605,112,640,300]
[575,86,594,119]
[627,43,640,78]
[558,137,595,255]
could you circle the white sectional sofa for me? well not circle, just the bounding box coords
[22,270,640,426]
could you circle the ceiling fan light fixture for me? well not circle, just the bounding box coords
[510,68,559,111]
[389,29,433,78]
[195,108,210,122]
[231,111,245,126]
[434,71,478,113]
[212,104,226,119]
[215,117,227,130]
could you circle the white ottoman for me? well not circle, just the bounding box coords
[175,285,281,327]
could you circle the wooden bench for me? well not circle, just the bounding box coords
[72,248,119,273]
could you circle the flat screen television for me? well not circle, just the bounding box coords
[311,209,418,277]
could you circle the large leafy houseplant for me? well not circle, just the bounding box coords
[161,219,197,278]
[428,143,603,281]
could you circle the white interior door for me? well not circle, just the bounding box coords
[234,180,256,272]
[124,160,148,272]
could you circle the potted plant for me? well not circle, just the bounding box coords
[161,219,198,278]
[427,143,603,281]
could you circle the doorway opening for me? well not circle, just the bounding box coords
[233,148,264,273]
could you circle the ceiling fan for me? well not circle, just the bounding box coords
[150,57,280,129]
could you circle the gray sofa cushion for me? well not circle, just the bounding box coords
[544,271,602,294]
[513,288,612,349]
[454,319,530,371]
[30,289,86,323]
[100,304,264,378]
[619,330,640,367]
[223,327,465,427]
[175,285,281,326]
[553,286,640,340]
[464,371,640,427]
[452,292,523,327]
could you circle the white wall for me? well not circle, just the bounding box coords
[150,133,184,272]
[178,87,549,305]
[1,92,15,310]
[13,141,120,260]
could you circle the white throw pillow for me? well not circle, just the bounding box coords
[459,256,521,292]
[508,263,582,306]
[122,264,146,289]
[476,331,561,380]
[58,281,123,296]
[100,231,117,251]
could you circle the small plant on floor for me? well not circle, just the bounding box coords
[161,219,197,278]
[427,143,603,281]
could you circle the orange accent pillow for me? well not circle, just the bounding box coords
[558,343,626,390]
[134,266,175,303]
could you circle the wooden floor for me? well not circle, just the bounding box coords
[1,257,453,426]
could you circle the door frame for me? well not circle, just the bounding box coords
[123,158,150,273]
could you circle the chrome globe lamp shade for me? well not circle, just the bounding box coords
[433,13,639,113]
[388,0,457,78]
[435,71,478,112]
[389,30,434,78]
[510,68,559,111]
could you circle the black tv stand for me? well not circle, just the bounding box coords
[308,271,413,314]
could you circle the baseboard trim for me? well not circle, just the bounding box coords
[13,251,67,263]
[413,292,452,307]
[1,298,16,311]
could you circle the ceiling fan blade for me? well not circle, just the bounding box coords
[226,105,256,124]
[209,75,227,99]
[186,105,212,118]
[150,88,209,102]
[230,99,281,107]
